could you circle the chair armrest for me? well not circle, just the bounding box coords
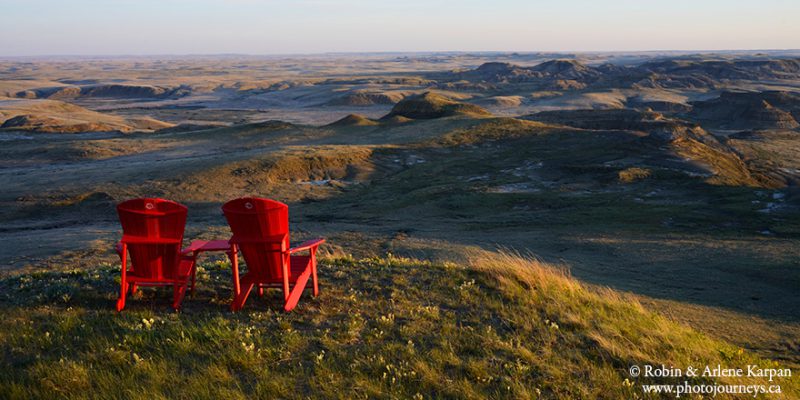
[181,240,209,255]
[289,238,325,254]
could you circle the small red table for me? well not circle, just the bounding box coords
[185,239,241,295]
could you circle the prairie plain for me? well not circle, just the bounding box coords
[1,52,799,398]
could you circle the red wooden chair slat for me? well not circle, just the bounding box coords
[114,198,198,311]
[222,197,325,312]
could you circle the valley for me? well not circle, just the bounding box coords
[1,52,799,397]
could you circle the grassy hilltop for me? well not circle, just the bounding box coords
[2,251,796,399]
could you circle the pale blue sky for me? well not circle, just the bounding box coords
[1,0,798,56]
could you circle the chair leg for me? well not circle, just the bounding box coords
[130,283,138,295]
[231,278,255,312]
[311,256,319,297]
[190,264,197,297]
[116,283,128,312]
[172,283,188,311]
[116,251,128,312]
[228,246,240,298]
[284,267,312,312]
[258,286,264,297]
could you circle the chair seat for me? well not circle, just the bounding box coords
[289,255,312,281]
[247,255,311,285]
[126,257,195,285]
[245,256,311,287]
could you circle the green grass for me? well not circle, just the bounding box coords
[1,251,796,399]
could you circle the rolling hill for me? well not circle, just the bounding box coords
[0,98,173,133]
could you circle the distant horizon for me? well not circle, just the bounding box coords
[2,0,798,57]
[2,49,800,60]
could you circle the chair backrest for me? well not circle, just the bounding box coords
[117,198,188,281]
[222,197,290,281]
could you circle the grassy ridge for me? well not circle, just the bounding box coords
[0,251,796,399]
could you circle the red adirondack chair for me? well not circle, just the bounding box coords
[222,197,325,312]
[114,198,198,311]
